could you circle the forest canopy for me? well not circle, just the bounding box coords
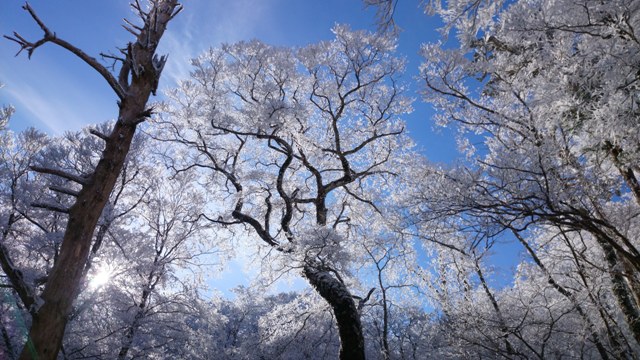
[1,0,639,359]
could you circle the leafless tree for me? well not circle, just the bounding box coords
[3,1,182,358]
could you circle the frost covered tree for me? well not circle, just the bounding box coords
[0,84,13,128]
[417,0,640,346]
[354,227,423,359]
[3,1,182,358]
[366,0,640,356]
[0,92,51,359]
[157,25,413,359]
[59,145,216,359]
[0,121,222,359]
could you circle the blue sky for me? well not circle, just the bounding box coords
[1,0,459,163]
[0,1,520,291]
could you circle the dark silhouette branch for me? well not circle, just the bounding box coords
[4,3,126,99]
[48,185,79,197]
[31,202,70,214]
[30,166,89,185]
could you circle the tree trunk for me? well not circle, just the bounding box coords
[117,287,151,360]
[303,264,365,360]
[16,2,180,358]
[597,236,640,345]
[21,120,140,360]
[474,259,517,357]
[517,230,613,359]
[117,252,160,360]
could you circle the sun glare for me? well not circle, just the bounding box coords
[89,264,113,290]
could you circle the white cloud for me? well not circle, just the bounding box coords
[158,0,281,89]
[4,81,108,134]
[0,0,287,134]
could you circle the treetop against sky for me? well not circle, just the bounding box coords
[0,0,457,163]
[2,0,639,358]
[0,0,520,301]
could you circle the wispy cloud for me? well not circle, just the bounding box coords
[0,59,119,134]
[0,0,285,134]
[5,84,82,133]
[159,0,280,88]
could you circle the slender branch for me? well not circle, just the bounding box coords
[344,186,381,215]
[356,288,376,311]
[198,213,242,226]
[123,18,143,34]
[100,52,126,63]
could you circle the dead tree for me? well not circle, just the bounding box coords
[4,1,182,358]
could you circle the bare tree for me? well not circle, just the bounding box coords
[3,1,182,358]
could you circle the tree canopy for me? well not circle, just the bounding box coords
[1,0,639,359]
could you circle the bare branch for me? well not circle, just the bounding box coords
[30,165,89,185]
[31,202,70,214]
[356,288,376,311]
[198,213,242,226]
[130,0,148,23]
[169,4,184,21]
[123,17,143,33]
[5,3,126,99]
[48,185,80,197]
[89,128,110,142]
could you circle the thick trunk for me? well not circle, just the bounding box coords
[14,5,179,360]
[597,236,640,345]
[303,264,365,360]
[17,3,178,358]
[20,120,139,360]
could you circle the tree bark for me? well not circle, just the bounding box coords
[14,2,180,359]
[474,259,518,357]
[117,285,152,360]
[596,236,640,346]
[303,264,365,360]
[21,111,140,360]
